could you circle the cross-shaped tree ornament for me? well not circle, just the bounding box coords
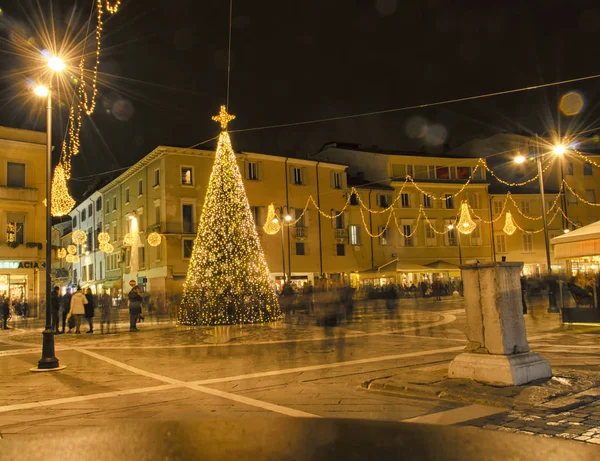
[212,105,236,130]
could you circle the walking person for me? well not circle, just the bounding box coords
[432,278,443,301]
[61,288,72,333]
[1,293,9,330]
[128,285,143,332]
[51,286,61,334]
[99,290,112,334]
[69,287,88,334]
[520,275,528,314]
[84,288,96,333]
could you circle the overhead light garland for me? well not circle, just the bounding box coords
[99,242,114,253]
[51,163,76,217]
[123,232,136,246]
[179,106,281,326]
[503,211,517,235]
[262,204,281,235]
[65,254,75,263]
[67,244,77,255]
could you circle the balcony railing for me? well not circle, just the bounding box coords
[0,186,38,203]
[294,227,307,239]
[334,228,347,240]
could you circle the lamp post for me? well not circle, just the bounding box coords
[448,224,463,265]
[271,207,292,286]
[33,56,65,371]
[514,135,565,313]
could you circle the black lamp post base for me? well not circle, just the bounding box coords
[36,329,60,370]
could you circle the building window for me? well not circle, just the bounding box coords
[495,234,507,253]
[401,193,410,208]
[350,193,359,206]
[446,222,457,246]
[292,167,304,185]
[139,247,145,267]
[96,197,102,212]
[105,200,109,214]
[6,162,25,188]
[445,194,455,209]
[332,172,342,189]
[295,242,305,256]
[82,266,88,282]
[349,225,361,246]
[336,243,345,256]
[584,163,593,176]
[425,225,436,246]
[247,162,259,181]
[183,239,194,259]
[182,204,194,233]
[138,179,143,197]
[456,166,471,180]
[81,209,87,221]
[6,220,24,244]
[88,204,92,217]
[379,226,390,246]
[333,212,344,229]
[125,188,130,204]
[154,169,160,187]
[468,192,480,209]
[87,228,94,251]
[251,206,262,225]
[155,204,160,225]
[519,200,530,215]
[567,162,574,175]
[567,190,578,204]
[413,165,429,179]
[73,216,78,228]
[423,194,432,208]
[88,264,94,281]
[470,225,482,246]
[377,194,391,208]
[493,200,503,215]
[522,234,533,252]
[99,261,103,279]
[181,167,194,185]
[436,166,450,179]
[586,189,596,203]
[295,208,305,227]
[112,196,117,211]
[403,224,413,247]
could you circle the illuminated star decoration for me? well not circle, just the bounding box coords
[503,211,517,235]
[179,107,281,326]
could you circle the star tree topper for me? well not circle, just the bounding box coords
[212,105,236,130]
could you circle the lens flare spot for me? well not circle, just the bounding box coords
[559,92,584,116]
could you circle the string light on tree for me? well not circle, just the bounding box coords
[457,202,477,235]
[72,230,87,245]
[263,203,281,235]
[503,211,517,235]
[179,106,281,326]
[147,232,162,247]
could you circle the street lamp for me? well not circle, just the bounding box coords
[33,55,64,371]
[513,135,564,313]
[447,223,463,265]
[272,207,292,285]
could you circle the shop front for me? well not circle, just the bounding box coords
[0,260,45,318]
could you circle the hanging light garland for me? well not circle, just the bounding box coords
[263,204,281,235]
[456,201,477,235]
[72,229,87,245]
[72,255,80,263]
[97,232,111,245]
[147,232,162,247]
[503,211,517,235]
[57,248,67,259]
[51,163,76,217]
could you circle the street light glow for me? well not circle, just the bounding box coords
[48,56,65,72]
[553,144,566,155]
[514,154,526,164]
[33,85,49,97]
[447,224,454,230]
[272,217,279,224]
[284,214,292,222]
[563,229,570,234]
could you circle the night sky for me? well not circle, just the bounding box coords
[1,0,599,199]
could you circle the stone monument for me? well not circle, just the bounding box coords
[448,262,552,386]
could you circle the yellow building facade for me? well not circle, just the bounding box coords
[0,126,47,317]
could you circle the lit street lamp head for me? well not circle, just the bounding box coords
[553,144,566,155]
[514,154,526,164]
[48,56,65,72]
[33,85,49,97]
[284,214,292,222]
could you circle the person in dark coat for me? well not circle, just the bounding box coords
[51,286,61,333]
[84,288,95,333]
[1,293,9,330]
[128,285,143,332]
[520,276,528,314]
[432,278,443,301]
[61,288,72,333]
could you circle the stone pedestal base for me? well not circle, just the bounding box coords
[448,352,552,386]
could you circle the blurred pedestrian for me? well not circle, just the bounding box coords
[99,290,112,334]
[51,286,61,334]
[69,287,88,334]
[61,288,72,334]
[1,293,9,330]
[128,285,143,332]
[84,288,95,333]
[432,278,442,301]
[520,276,528,314]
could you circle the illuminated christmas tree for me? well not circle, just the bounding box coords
[179,106,281,325]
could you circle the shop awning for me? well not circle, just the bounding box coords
[425,260,459,271]
[551,221,600,259]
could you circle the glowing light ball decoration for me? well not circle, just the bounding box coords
[263,204,282,235]
[179,106,281,326]
[65,254,75,263]
[72,229,87,245]
[67,244,77,255]
[457,202,477,235]
[503,211,517,236]
[51,163,76,217]
[147,232,162,247]
[97,232,111,245]
[57,248,67,259]
[100,242,114,254]
[123,232,135,246]
[72,255,80,263]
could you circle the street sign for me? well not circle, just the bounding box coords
[129,280,136,287]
